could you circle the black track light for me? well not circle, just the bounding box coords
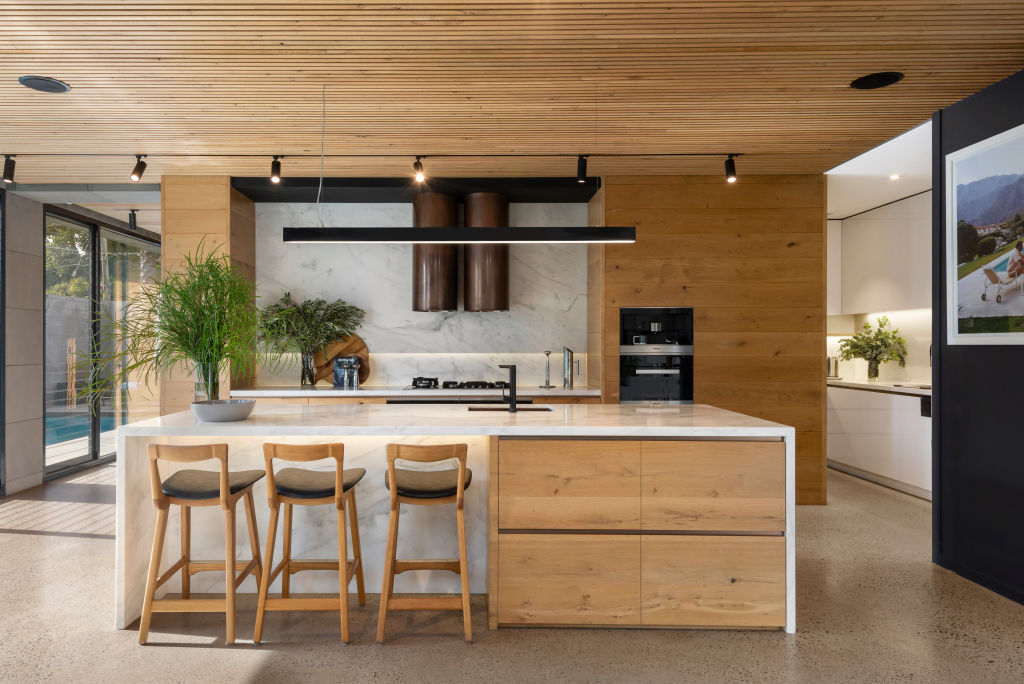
[725,154,737,183]
[576,155,588,184]
[128,209,138,231]
[413,156,425,183]
[130,155,147,182]
[270,156,282,184]
[2,155,14,184]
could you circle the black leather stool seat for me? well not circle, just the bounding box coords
[385,467,472,499]
[275,467,366,499]
[161,469,265,500]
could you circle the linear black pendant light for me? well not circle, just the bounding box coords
[725,154,737,183]
[283,225,635,244]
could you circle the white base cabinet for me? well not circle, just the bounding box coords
[826,386,931,498]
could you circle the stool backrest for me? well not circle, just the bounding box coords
[385,443,468,507]
[263,443,345,508]
[148,443,229,509]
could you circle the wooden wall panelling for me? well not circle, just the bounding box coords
[160,175,256,414]
[594,175,826,504]
[587,187,605,395]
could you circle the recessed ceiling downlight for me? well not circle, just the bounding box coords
[850,71,904,90]
[18,75,71,93]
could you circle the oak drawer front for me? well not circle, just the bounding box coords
[498,440,641,529]
[497,534,641,625]
[642,441,785,532]
[641,535,786,627]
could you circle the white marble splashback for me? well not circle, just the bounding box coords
[254,202,589,382]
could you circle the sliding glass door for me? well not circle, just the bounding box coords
[44,212,159,474]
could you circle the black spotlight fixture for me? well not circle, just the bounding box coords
[270,155,282,184]
[129,155,147,182]
[128,209,138,231]
[413,156,425,183]
[2,155,14,184]
[725,154,737,183]
[17,75,71,93]
[850,71,904,90]
[576,155,588,184]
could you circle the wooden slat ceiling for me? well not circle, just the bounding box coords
[1,1,1023,183]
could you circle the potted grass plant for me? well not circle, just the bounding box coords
[83,245,264,411]
[260,293,366,386]
[837,316,908,380]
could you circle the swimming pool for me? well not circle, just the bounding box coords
[993,256,1010,273]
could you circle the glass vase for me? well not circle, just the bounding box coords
[867,359,880,381]
[300,352,317,386]
[194,361,220,401]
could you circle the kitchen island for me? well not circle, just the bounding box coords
[116,403,795,632]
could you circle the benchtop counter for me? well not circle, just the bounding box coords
[120,402,793,439]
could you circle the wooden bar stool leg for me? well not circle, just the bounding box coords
[348,490,366,605]
[281,503,293,598]
[336,503,350,643]
[254,503,279,644]
[244,490,263,591]
[376,503,400,643]
[224,503,237,645]
[457,505,472,642]
[180,505,191,600]
[139,507,169,645]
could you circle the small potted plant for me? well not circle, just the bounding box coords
[260,293,366,386]
[83,245,266,419]
[837,316,908,380]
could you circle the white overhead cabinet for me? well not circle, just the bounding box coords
[840,192,931,315]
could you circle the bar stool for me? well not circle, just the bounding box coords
[377,443,472,643]
[138,443,264,645]
[254,443,366,644]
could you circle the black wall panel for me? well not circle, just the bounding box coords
[934,69,1024,603]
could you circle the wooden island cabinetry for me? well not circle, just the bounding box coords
[489,438,788,630]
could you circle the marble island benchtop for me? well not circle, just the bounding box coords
[120,402,792,438]
[230,384,601,398]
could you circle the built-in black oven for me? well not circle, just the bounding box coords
[619,307,694,403]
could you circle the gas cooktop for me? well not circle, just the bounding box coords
[409,377,509,390]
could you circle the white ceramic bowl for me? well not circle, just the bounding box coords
[190,399,256,422]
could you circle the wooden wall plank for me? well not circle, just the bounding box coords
[595,174,826,504]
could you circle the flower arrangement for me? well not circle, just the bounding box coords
[837,316,908,380]
[260,293,366,385]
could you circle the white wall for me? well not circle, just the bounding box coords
[3,193,45,495]
[841,192,931,314]
[827,308,931,383]
[255,202,590,386]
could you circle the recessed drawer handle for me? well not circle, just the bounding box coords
[634,369,680,375]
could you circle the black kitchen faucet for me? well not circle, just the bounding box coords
[499,364,517,412]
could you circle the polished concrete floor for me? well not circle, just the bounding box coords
[2,466,1023,683]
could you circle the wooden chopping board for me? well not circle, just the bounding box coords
[313,334,370,385]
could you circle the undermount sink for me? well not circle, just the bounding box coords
[467,406,553,412]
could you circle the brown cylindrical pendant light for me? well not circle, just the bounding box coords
[412,192,458,311]
[464,192,510,312]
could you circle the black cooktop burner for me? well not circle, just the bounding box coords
[418,379,510,390]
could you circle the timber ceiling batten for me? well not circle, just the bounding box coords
[1,2,1023,182]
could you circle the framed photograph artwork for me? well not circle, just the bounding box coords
[946,120,1024,344]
